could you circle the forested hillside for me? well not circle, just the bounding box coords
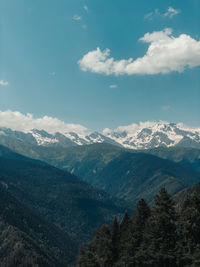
[78,188,200,266]
[93,152,200,206]
[0,145,128,244]
[0,187,76,266]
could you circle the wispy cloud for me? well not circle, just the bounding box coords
[144,9,160,20]
[144,12,154,20]
[72,15,82,21]
[0,80,8,86]
[109,84,118,88]
[82,24,87,30]
[78,28,200,76]
[48,72,56,76]
[162,105,170,111]
[164,7,181,18]
[0,110,88,135]
[83,5,88,12]
[145,6,180,20]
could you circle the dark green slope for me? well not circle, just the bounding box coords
[173,182,200,211]
[0,187,76,267]
[37,143,124,183]
[1,136,200,174]
[0,141,125,182]
[93,152,200,206]
[146,147,200,172]
[2,142,200,211]
[0,145,127,244]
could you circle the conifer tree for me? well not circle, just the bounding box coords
[111,216,120,265]
[77,189,200,267]
[140,188,178,267]
[131,198,151,266]
[120,211,130,233]
[117,199,151,266]
[115,211,131,266]
[77,224,113,267]
[179,194,200,266]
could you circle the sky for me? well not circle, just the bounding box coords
[0,0,200,133]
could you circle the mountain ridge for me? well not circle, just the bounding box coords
[1,121,200,150]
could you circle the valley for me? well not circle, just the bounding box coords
[0,125,200,266]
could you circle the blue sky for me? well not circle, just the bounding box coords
[0,0,200,132]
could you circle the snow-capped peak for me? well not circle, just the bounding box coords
[0,121,200,150]
[102,121,200,149]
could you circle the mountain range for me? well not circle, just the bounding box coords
[1,124,200,266]
[0,121,200,150]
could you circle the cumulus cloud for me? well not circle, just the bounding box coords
[164,7,181,18]
[0,80,9,86]
[73,15,82,21]
[109,84,117,88]
[78,28,200,75]
[0,110,88,135]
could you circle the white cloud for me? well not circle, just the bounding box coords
[82,24,87,30]
[0,110,88,135]
[78,28,200,75]
[164,7,181,18]
[103,121,169,135]
[49,72,56,76]
[145,6,180,20]
[162,105,170,111]
[73,15,82,21]
[145,8,161,20]
[0,80,8,86]
[144,12,154,20]
[83,5,88,12]
[109,84,117,88]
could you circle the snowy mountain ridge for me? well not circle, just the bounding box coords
[0,121,200,150]
[103,121,200,149]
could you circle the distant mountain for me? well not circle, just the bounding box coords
[0,127,120,148]
[92,152,200,206]
[0,145,128,244]
[103,121,200,149]
[145,146,200,172]
[23,143,200,208]
[0,121,200,150]
[36,143,125,184]
[0,186,76,267]
[1,141,199,209]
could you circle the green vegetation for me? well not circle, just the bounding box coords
[0,145,128,244]
[1,142,200,211]
[0,187,76,267]
[1,143,200,266]
[8,142,199,208]
[146,147,200,172]
[94,152,200,206]
[78,188,200,266]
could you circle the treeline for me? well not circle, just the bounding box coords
[77,188,200,267]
